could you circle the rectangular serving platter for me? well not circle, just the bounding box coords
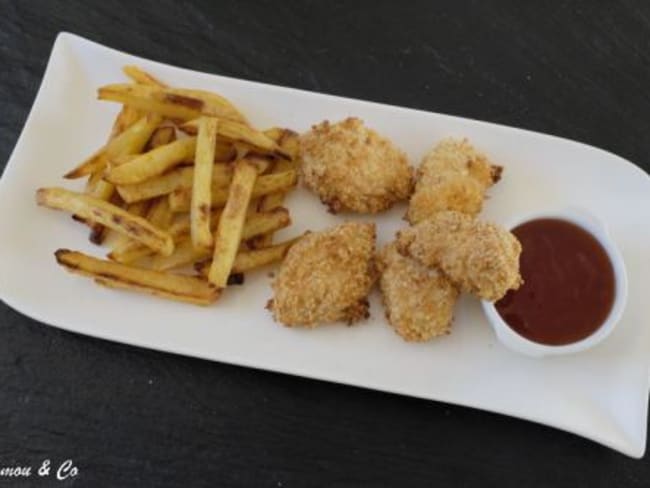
[1,33,649,457]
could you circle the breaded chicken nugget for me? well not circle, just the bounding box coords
[300,117,413,213]
[396,211,522,301]
[376,243,459,342]
[407,138,502,223]
[268,222,376,326]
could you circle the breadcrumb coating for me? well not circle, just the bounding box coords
[300,117,413,213]
[376,243,459,342]
[397,211,522,302]
[407,138,502,223]
[268,222,376,327]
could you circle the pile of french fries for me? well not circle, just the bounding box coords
[36,66,304,305]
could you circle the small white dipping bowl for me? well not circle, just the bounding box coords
[482,207,628,357]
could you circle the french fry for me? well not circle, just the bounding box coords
[232,237,301,272]
[109,200,151,251]
[116,164,232,204]
[89,178,117,202]
[106,137,196,185]
[180,118,288,158]
[107,241,154,264]
[262,127,284,142]
[95,124,174,240]
[110,105,143,140]
[151,208,291,271]
[108,197,173,262]
[146,126,176,150]
[194,236,302,277]
[252,159,296,247]
[93,277,217,305]
[122,65,167,88]
[65,113,163,179]
[167,210,217,241]
[38,65,304,307]
[87,177,119,245]
[195,236,302,276]
[55,250,219,305]
[116,166,193,203]
[208,159,260,287]
[37,188,174,256]
[263,127,299,160]
[214,140,237,162]
[238,208,291,240]
[80,170,107,226]
[98,84,246,124]
[109,154,139,167]
[191,117,219,249]
[150,238,205,271]
[169,169,297,212]
[144,196,174,229]
[108,208,218,264]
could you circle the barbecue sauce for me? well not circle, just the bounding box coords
[495,218,615,345]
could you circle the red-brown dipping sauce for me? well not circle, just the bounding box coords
[495,218,615,346]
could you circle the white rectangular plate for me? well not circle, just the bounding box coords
[2,33,649,457]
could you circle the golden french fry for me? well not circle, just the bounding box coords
[106,137,196,185]
[65,114,163,179]
[107,241,153,264]
[110,154,139,167]
[239,208,291,240]
[262,127,284,142]
[116,164,232,204]
[90,179,117,203]
[168,210,218,241]
[208,159,259,287]
[78,172,107,229]
[98,84,246,123]
[108,197,173,262]
[122,65,167,87]
[252,159,296,247]
[232,237,301,272]
[110,105,143,140]
[196,236,302,277]
[180,118,288,158]
[117,166,193,203]
[85,170,104,193]
[232,142,250,160]
[263,127,299,159]
[84,173,119,245]
[93,277,217,305]
[55,250,219,305]
[109,200,151,250]
[214,140,237,162]
[191,117,218,249]
[151,208,291,271]
[145,196,174,229]
[169,169,296,212]
[110,208,222,264]
[151,238,205,271]
[146,126,176,150]
[37,188,173,255]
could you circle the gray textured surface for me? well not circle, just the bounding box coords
[1,1,649,486]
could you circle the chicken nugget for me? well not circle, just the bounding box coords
[376,243,459,342]
[300,117,413,213]
[268,222,376,326]
[397,211,522,301]
[407,138,502,223]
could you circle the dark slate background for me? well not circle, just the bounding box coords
[1,1,649,486]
